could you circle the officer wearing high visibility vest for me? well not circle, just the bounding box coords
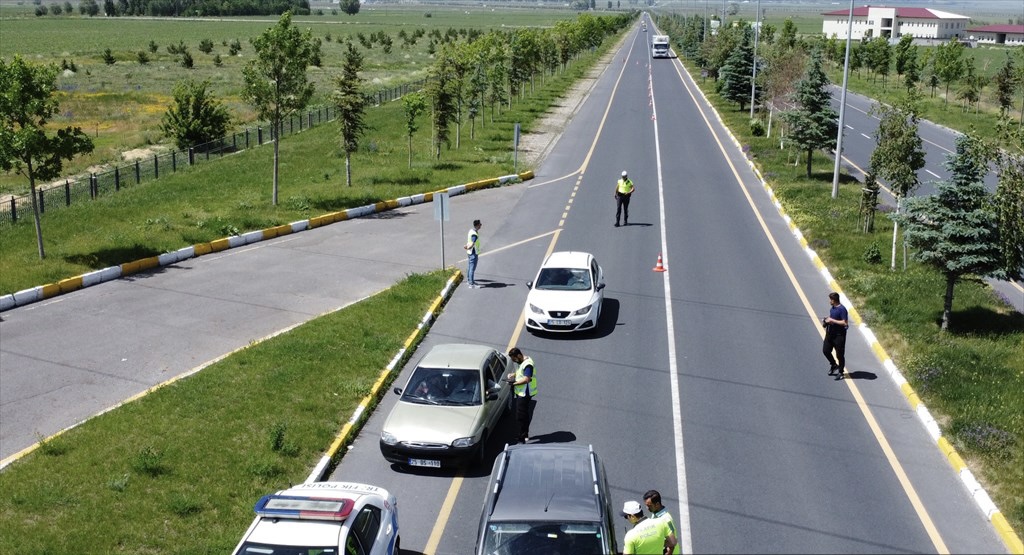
[614,170,635,227]
[622,500,674,555]
[506,347,537,444]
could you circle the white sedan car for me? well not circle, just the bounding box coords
[232,481,399,555]
[523,251,605,333]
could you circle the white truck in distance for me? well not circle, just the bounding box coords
[647,34,671,57]
[651,35,670,58]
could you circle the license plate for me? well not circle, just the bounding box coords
[548,319,571,326]
[408,458,441,468]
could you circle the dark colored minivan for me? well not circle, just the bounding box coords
[475,443,618,554]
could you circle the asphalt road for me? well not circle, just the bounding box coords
[329,22,1008,555]
[0,19,1012,555]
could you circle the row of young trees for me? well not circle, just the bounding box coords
[657,12,1024,330]
[35,0,313,17]
[0,11,631,260]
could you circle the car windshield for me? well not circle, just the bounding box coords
[236,543,337,555]
[481,521,605,554]
[535,268,591,291]
[401,367,481,406]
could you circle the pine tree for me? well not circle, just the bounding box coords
[782,51,837,178]
[895,134,1002,330]
[717,29,754,111]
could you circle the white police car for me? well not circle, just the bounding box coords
[232,481,400,555]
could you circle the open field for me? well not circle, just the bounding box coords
[0,5,588,194]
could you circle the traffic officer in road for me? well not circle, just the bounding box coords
[614,170,635,227]
[622,500,674,554]
[506,347,536,444]
[643,489,679,555]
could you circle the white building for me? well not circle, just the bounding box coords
[821,6,970,41]
[966,24,1024,46]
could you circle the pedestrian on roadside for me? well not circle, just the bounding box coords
[506,347,536,444]
[465,219,482,288]
[643,490,679,555]
[614,170,635,227]
[621,500,674,555]
[822,292,849,380]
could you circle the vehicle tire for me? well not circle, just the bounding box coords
[475,434,488,467]
[394,535,401,554]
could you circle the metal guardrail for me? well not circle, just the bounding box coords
[0,79,426,227]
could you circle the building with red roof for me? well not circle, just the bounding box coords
[821,5,970,41]
[965,24,1024,45]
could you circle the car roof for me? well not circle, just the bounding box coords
[486,444,604,523]
[277,481,390,501]
[542,251,592,270]
[418,343,495,370]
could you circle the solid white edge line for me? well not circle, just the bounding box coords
[650,52,694,555]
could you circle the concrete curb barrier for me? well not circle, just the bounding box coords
[0,171,534,313]
[306,270,463,483]
[681,63,1022,554]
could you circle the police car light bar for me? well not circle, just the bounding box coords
[254,494,355,521]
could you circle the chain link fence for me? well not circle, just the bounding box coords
[0,79,426,227]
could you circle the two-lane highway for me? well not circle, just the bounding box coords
[328,19,1008,554]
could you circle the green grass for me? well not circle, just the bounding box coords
[0,6,586,194]
[0,269,451,553]
[687,60,1024,534]
[0,27,614,295]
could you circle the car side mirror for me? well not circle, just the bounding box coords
[526,280,533,289]
[486,391,499,401]
[393,387,403,395]
[597,283,605,291]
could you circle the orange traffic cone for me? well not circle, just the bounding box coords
[652,253,666,272]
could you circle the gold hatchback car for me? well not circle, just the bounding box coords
[379,344,515,469]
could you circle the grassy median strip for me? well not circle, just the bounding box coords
[683,61,1024,533]
[0,269,450,552]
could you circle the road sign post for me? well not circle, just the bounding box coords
[434,192,450,268]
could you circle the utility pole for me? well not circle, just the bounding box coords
[831,0,855,199]
[749,0,761,118]
[704,0,708,41]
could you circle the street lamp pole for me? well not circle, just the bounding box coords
[748,0,761,118]
[831,0,855,199]
[704,0,708,41]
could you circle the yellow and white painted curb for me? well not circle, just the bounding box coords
[306,270,463,483]
[0,171,533,313]
[683,64,1022,554]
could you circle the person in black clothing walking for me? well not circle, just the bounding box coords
[822,292,849,380]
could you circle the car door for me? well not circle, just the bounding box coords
[482,352,503,431]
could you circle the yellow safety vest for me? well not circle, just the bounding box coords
[624,517,671,554]
[467,229,481,255]
[617,178,634,194]
[514,356,537,397]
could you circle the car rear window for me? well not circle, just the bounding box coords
[481,521,604,554]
